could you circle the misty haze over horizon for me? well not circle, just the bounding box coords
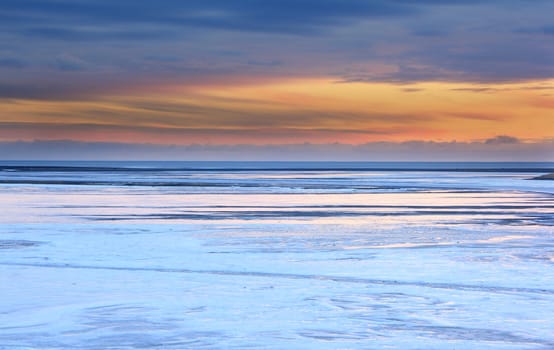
[1,137,552,161]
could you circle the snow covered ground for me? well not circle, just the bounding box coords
[1,163,553,349]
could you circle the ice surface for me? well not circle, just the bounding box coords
[0,163,553,349]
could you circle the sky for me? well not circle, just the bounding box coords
[1,0,553,160]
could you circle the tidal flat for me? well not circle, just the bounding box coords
[1,162,553,349]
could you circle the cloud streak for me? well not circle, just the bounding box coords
[1,78,552,145]
[3,0,420,36]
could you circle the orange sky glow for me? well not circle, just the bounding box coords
[2,78,553,144]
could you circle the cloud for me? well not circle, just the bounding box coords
[342,65,464,83]
[246,60,283,67]
[21,27,175,42]
[543,26,554,35]
[54,54,88,71]
[0,83,74,100]
[3,1,423,34]
[485,135,520,145]
[0,1,533,42]
[516,25,554,36]
[411,27,449,37]
[450,87,501,93]
[0,57,27,69]
[0,81,116,100]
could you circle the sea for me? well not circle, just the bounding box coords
[0,161,553,349]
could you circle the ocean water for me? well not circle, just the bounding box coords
[0,162,553,349]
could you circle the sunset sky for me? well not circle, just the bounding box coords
[1,0,553,159]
